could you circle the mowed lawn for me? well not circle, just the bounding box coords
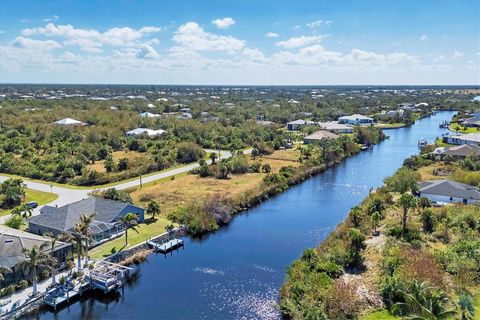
[0,188,58,217]
[89,215,173,259]
[449,122,479,133]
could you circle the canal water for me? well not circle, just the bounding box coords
[27,112,456,320]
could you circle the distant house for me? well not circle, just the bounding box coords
[376,109,404,120]
[318,121,354,134]
[28,197,145,247]
[54,118,86,126]
[444,133,480,146]
[304,130,339,144]
[147,103,157,109]
[287,119,316,131]
[177,112,193,120]
[398,102,420,112]
[126,128,166,137]
[139,112,161,118]
[431,144,480,160]
[418,180,480,204]
[463,111,480,128]
[179,107,192,113]
[338,114,374,126]
[0,225,72,285]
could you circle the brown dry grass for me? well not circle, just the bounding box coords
[416,162,455,181]
[131,150,301,214]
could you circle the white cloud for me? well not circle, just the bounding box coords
[276,35,325,48]
[265,32,279,38]
[172,21,245,52]
[242,48,266,62]
[420,35,428,41]
[306,20,323,28]
[293,25,301,31]
[451,50,464,60]
[21,23,162,50]
[43,15,59,22]
[136,44,159,59]
[211,17,235,29]
[11,36,61,51]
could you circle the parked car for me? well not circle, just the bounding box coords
[26,201,38,209]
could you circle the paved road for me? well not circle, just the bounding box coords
[0,149,251,223]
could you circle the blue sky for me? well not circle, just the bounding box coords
[0,0,479,84]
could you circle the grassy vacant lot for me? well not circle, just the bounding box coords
[89,215,173,259]
[374,123,406,129]
[0,188,58,217]
[87,150,154,173]
[130,149,301,214]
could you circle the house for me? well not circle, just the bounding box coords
[138,112,161,118]
[28,197,145,247]
[54,118,86,126]
[0,225,72,285]
[287,119,316,131]
[431,144,480,160]
[376,109,404,121]
[463,111,480,128]
[126,128,166,137]
[304,130,339,144]
[177,112,193,120]
[179,107,191,113]
[338,114,374,126]
[147,103,157,109]
[444,133,480,146]
[418,180,480,204]
[318,121,354,134]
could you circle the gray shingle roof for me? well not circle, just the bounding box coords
[419,180,480,200]
[0,226,69,268]
[28,197,135,233]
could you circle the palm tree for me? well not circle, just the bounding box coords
[43,232,59,286]
[11,204,33,219]
[19,243,57,296]
[458,292,475,320]
[398,193,417,233]
[392,280,456,319]
[371,211,381,235]
[146,200,161,220]
[78,213,96,264]
[120,213,139,245]
[209,152,217,164]
[349,206,363,228]
[0,266,12,282]
[71,224,87,271]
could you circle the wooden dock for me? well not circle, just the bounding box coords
[147,238,184,253]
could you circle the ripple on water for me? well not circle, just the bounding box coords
[193,267,225,276]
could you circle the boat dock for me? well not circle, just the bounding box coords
[43,261,132,310]
[147,238,184,253]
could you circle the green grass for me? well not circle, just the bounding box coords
[0,188,58,217]
[361,310,397,320]
[449,123,479,133]
[375,123,406,129]
[89,215,174,259]
[434,138,455,147]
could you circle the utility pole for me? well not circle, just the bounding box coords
[139,175,143,189]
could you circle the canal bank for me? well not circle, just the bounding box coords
[23,112,456,320]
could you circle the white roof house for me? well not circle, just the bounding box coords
[54,118,86,126]
[318,121,354,133]
[126,128,166,137]
[338,114,374,126]
[147,103,157,109]
[139,112,161,118]
[445,133,480,146]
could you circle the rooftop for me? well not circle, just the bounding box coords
[419,180,480,200]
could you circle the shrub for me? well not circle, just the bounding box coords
[16,280,28,290]
[176,142,205,164]
[324,280,361,320]
[5,214,25,229]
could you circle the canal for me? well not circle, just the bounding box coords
[27,111,456,320]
